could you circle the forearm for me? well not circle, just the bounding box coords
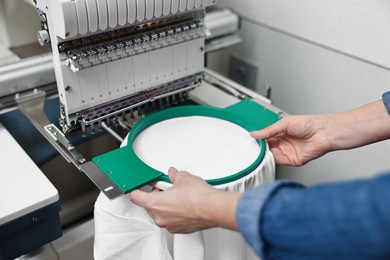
[326,100,390,151]
[198,190,241,231]
[260,173,390,259]
[237,174,390,259]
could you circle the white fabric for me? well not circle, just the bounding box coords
[94,116,275,260]
[133,116,261,180]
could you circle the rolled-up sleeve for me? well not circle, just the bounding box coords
[236,173,390,259]
[383,91,390,115]
[236,180,304,258]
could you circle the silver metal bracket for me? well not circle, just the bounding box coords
[80,162,123,200]
[15,89,125,200]
[44,124,86,164]
[15,89,86,166]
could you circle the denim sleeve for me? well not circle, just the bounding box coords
[383,91,390,115]
[236,180,304,258]
[237,173,390,259]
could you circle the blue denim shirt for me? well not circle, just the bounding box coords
[383,91,390,115]
[237,91,390,259]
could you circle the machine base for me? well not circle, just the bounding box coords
[0,201,62,260]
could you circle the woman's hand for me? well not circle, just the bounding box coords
[251,115,332,166]
[130,167,241,233]
[252,100,390,166]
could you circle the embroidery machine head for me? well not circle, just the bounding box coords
[34,0,216,136]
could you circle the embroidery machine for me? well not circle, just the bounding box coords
[0,0,285,259]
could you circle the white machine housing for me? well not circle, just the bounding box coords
[34,0,216,135]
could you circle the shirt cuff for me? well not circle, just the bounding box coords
[236,180,302,258]
[383,91,390,115]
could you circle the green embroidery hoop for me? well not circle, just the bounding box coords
[93,100,280,194]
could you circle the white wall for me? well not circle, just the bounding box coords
[0,0,41,48]
[217,0,390,70]
[208,1,390,185]
[0,0,10,46]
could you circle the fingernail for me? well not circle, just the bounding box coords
[168,167,178,174]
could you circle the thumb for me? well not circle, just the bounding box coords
[251,119,286,139]
[168,167,190,184]
[130,189,151,207]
